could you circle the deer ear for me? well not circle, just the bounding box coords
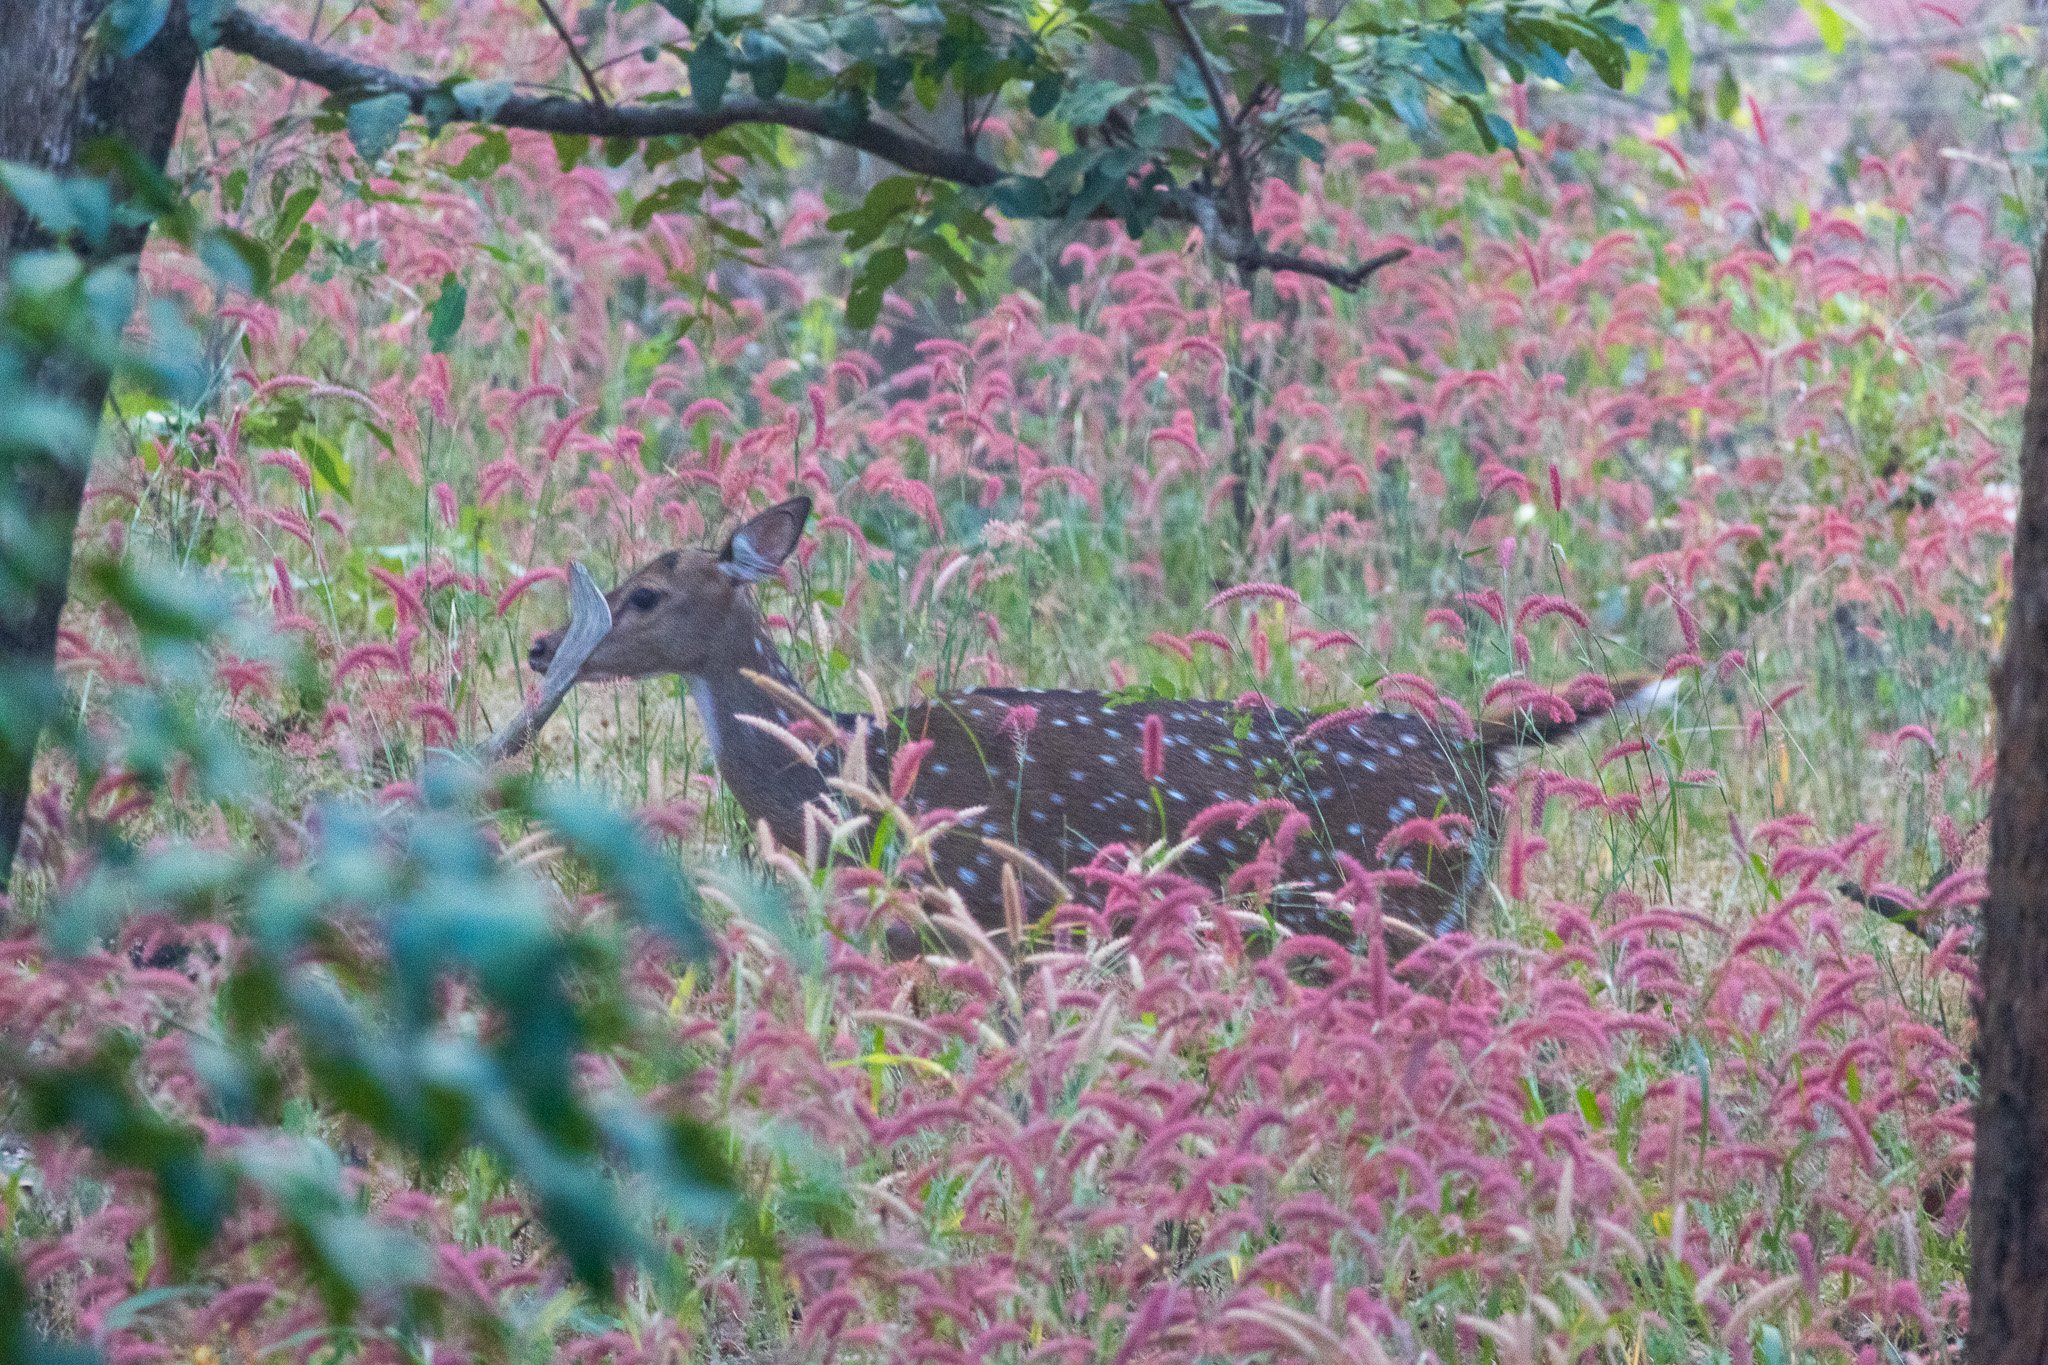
[718,496,812,582]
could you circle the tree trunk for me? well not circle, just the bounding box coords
[1970,225,2048,1362]
[0,0,200,895]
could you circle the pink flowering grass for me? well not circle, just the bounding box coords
[0,0,2019,1358]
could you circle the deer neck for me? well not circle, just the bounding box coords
[688,609,830,842]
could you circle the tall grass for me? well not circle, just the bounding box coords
[0,0,2024,1358]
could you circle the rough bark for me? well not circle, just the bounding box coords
[1969,225,2048,1363]
[0,0,200,893]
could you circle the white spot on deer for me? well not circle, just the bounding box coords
[1346,823,1363,837]
[1167,788,1186,802]
[1075,714,1093,726]
[1103,728,1121,740]
[1196,750,1213,765]
[1223,759,1240,772]
[1401,732,1420,748]
[1218,837,1238,853]
[1069,769,1087,783]
[1049,792,1066,806]
[958,867,979,886]
[1032,809,1049,823]
[1052,717,1069,727]
[1314,741,1331,754]
[980,821,999,835]
[1119,823,1135,835]
[931,762,949,776]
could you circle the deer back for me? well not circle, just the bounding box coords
[863,688,1497,944]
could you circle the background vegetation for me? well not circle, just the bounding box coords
[2,0,2033,1357]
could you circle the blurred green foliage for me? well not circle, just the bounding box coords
[0,150,795,1362]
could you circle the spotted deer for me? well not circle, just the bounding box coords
[529,497,1675,951]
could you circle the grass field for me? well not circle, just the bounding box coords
[1,1,2027,1359]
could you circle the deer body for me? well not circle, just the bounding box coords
[531,498,1668,949]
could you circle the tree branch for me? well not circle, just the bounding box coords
[1161,0,1253,235]
[1236,243,1410,291]
[216,7,1008,186]
[214,6,1408,293]
[532,0,608,109]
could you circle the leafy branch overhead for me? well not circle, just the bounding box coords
[195,0,1643,320]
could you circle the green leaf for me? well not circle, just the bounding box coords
[1028,72,1064,118]
[827,175,921,250]
[845,245,907,329]
[1575,1084,1602,1128]
[273,232,315,286]
[1383,71,1429,131]
[1716,65,1740,119]
[990,175,1051,219]
[427,273,467,353]
[188,0,230,46]
[304,431,353,504]
[420,90,459,137]
[872,56,912,109]
[629,176,706,227]
[104,0,171,58]
[1798,0,1849,53]
[551,132,589,171]
[658,0,701,26]
[452,78,514,121]
[690,36,733,112]
[452,127,513,180]
[84,558,233,651]
[270,184,318,244]
[0,165,86,244]
[1653,0,1690,99]
[345,92,412,162]
[1055,78,1129,129]
[740,31,788,100]
[537,789,712,958]
[199,228,272,295]
[22,1044,232,1273]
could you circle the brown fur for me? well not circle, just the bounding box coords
[532,498,1659,951]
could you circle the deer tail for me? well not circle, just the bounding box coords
[1478,673,1680,751]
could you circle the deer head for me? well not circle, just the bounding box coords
[528,497,811,683]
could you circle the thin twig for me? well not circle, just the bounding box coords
[1161,0,1253,235]
[533,0,608,108]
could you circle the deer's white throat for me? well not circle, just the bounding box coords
[689,676,725,765]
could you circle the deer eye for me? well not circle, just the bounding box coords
[626,587,664,612]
